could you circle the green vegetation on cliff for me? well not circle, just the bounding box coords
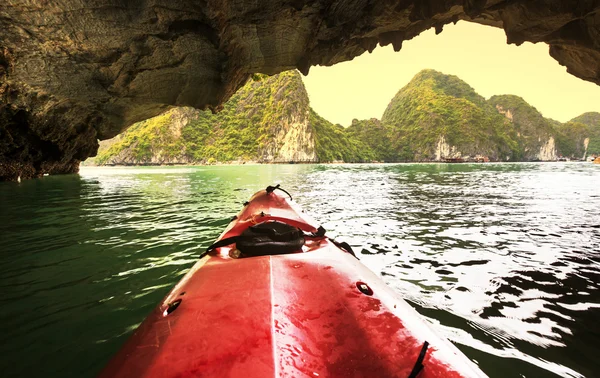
[182,70,311,162]
[487,94,559,159]
[554,121,591,158]
[311,110,374,162]
[93,69,598,165]
[486,97,600,159]
[96,71,318,164]
[345,119,394,161]
[570,112,600,155]
[380,70,518,161]
[96,110,184,165]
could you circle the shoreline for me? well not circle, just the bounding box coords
[80,159,594,168]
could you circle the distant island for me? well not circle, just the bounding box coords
[85,69,600,166]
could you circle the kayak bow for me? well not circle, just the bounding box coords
[99,186,488,378]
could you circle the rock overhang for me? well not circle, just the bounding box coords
[1,0,600,180]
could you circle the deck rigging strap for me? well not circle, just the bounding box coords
[202,186,360,259]
[407,341,429,378]
[266,184,292,201]
[205,235,241,252]
[328,238,357,258]
[205,221,305,257]
[203,222,360,260]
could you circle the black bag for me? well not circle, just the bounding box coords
[206,221,305,257]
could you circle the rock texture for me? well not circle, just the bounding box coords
[381,69,518,161]
[488,94,560,160]
[538,136,558,161]
[2,1,600,179]
[92,71,318,165]
[261,109,317,163]
[90,108,199,165]
[96,69,596,164]
[435,136,463,161]
[570,112,600,156]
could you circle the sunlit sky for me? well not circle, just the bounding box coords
[302,22,600,126]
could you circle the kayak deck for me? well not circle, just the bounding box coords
[99,189,486,378]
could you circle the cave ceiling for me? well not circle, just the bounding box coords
[1,0,599,179]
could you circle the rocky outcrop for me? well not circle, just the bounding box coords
[94,108,197,165]
[3,1,600,179]
[260,109,317,163]
[537,136,558,161]
[94,71,319,164]
[496,105,514,121]
[570,112,600,156]
[94,69,599,164]
[381,69,517,162]
[488,95,561,160]
[435,136,462,161]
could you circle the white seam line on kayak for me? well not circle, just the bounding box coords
[270,255,279,377]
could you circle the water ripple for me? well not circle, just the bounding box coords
[0,163,598,378]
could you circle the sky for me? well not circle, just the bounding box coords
[302,21,600,126]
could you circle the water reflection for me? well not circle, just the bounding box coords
[295,163,598,378]
[0,163,598,378]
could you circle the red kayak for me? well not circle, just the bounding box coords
[99,186,488,378]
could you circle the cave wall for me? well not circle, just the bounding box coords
[1,0,600,180]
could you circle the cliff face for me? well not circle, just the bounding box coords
[94,69,598,165]
[95,71,318,164]
[91,108,198,166]
[488,95,560,160]
[260,109,316,163]
[381,70,517,161]
[553,122,591,160]
[250,73,316,163]
[3,1,600,179]
[376,70,596,162]
[345,118,394,162]
[569,112,600,156]
[310,111,374,163]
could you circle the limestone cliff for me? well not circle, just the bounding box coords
[95,71,318,164]
[538,137,558,161]
[380,69,517,162]
[345,118,394,162]
[374,70,595,162]
[435,136,463,161]
[90,108,197,166]
[488,95,562,160]
[569,112,600,156]
[3,1,600,179]
[94,69,599,165]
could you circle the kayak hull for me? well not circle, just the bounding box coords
[99,189,487,378]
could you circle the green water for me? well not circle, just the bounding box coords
[0,163,598,377]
